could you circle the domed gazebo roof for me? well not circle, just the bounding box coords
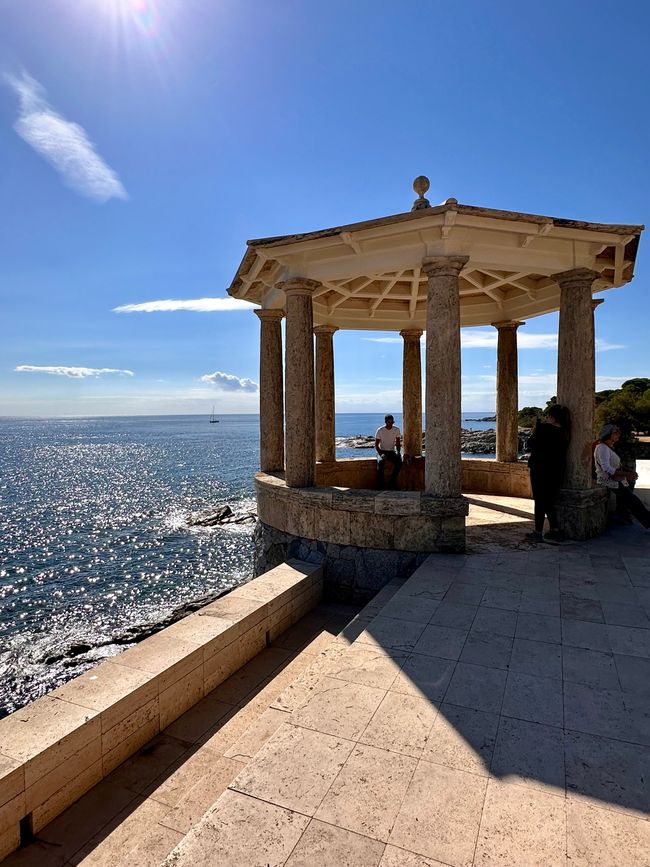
[228,183,642,330]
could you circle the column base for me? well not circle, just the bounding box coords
[555,487,609,540]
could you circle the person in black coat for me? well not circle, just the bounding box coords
[526,405,570,543]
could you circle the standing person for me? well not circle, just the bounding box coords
[375,414,402,489]
[594,424,650,529]
[526,405,570,543]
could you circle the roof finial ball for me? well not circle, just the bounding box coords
[411,175,431,211]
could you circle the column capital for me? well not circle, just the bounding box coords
[254,308,284,322]
[591,298,604,311]
[491,319,525,330]
[313,325,339,336]
[279,278,321,296]
[400,329,423,341]
[422,255,469,277]
[551,267,600,289]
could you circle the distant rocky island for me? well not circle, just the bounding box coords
[337,427,532,455]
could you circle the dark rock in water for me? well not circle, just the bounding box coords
[188,505,233,526]
[187,505,257,527]
[68,642,93,657]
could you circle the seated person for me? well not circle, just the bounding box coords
[375,415,402,489]
[594,424,650,529]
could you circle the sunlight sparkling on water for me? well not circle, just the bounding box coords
[0,416,258,716]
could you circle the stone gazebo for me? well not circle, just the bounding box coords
[228,179,642,596]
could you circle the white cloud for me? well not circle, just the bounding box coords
[15,365,134,378]
[362,330,623,352]
[200,371,259,392]
[6,71,127,202]
[113,297,254,313]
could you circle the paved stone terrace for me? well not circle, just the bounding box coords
[165,524,650,867]
[4,516,650,866]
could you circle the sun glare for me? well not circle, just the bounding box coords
[101,0,161,39]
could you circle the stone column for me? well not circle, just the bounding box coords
[400,329,423,457]
[254,309,285,473]
[281,279,318,487]
[555,268,600,489]
[591,298,604,400]
[492,320,524,463]
[314,325,338,462]
[423,256,468,497]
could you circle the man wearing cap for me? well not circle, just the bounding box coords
[375,415,402,489]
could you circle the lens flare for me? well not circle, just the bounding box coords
[127,0,160,38]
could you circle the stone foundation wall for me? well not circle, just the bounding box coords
[253,520,429,602]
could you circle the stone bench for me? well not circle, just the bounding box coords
[0,560,323,860]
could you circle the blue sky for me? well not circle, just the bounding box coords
[1,0,648,417]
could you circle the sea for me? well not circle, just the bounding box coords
[0,412,496,717]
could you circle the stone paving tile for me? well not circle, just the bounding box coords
[606,624,650,658]
[291,676,386,740]
[315,744,417,842]
[70,796,174,865]
[356,616,427,653]
[379,846,448,866]
[223,707,289,761]
[230,723,353,816]
[422,703,498,776]
[501,671,563,727]
[480,587,522,611]
[601,601,650,628]
[360,690,438,758]
[30,779,138,864]
[515,612,562,644]
[444,662,507,714]
[429,601,478,630]
[106,734,191,796]
[158,755,245,834]
[471,607,517,638]
[491,717,565,793]
[561,619,612,652]
[564,729,650,815]
[378,595,440,624]
[614,652,650,696]
[563,681,638,743]
[510,638,562,680]
[562,646,620,691]
[566,797,650,867]
[459,630,513,670]
[389,652,456,702]
[560,594,605,622]
[160,789,309,867]
[412,624,468,660]
[285,819,385,867]
[444,581,487,605]
[323,644,408,691]
[389,759,488,867]
[517,595,561,617]
[474,778,566,867]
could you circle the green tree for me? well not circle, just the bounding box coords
[517,406,543,427]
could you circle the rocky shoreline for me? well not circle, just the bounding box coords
[337,427,532,455]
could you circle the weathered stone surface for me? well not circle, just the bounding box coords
[556,486,609,540]
[401,329,423,457]
[314,326,338,463]
[493,320,523,462]
[424,256,466,497]
[255,309,284,473]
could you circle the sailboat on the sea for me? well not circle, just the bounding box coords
[209,405,219,424]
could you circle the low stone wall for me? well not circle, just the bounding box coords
[315,456,532,499]
[461,458,532,498]
[0,561,322,861]
[255,471,469,599]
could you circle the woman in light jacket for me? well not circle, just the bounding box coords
[594,424,650,529]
